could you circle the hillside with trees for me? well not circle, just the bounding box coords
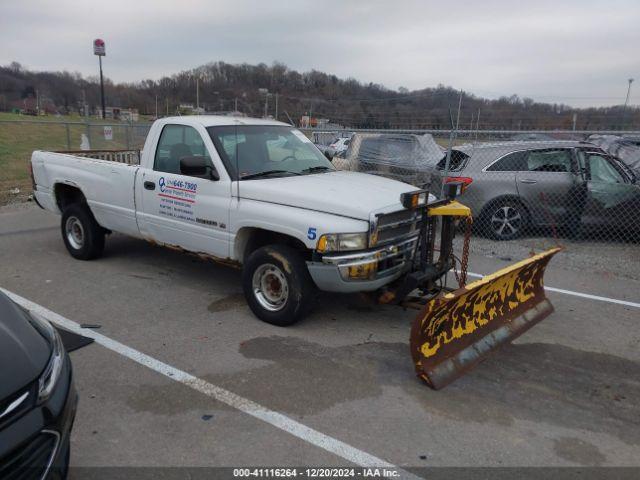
[1,60,638,130]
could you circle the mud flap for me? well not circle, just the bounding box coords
[410,247,561,389]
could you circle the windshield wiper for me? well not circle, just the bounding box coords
[302,166,334,174]
[241,170,301,180]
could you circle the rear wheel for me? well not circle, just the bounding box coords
[61,203,105,260]
[483,200,528,240]
[242,245,315,326]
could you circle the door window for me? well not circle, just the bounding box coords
[526,149,572,172]
[154,124,212,175]
[485,151,528,171]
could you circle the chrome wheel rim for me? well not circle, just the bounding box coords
[490,206,522,237]
[65,216,85,250]
[252,263,289,312]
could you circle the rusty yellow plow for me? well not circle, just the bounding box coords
[410,247,561,389]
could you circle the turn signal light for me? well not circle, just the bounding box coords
[347,262,377,279]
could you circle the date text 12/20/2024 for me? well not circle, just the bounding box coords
[233,468,401,478]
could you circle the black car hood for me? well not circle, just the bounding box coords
[0,292,50,400]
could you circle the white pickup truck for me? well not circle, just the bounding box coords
[31,116,463,326]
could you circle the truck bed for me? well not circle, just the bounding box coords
[53,149,140,165]
[31,149,141,238]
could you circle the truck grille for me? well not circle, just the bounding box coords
[372,209,420,246]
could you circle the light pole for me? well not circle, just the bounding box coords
[259,88,271,118]
[624,78,634,108]
[93,39,107,119]
[622,78,634,128]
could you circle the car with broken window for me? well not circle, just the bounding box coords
[438,141,640,240]
[335,133,447,188]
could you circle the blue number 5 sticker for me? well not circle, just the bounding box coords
[307,227,317,240]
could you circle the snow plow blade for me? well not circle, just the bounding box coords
[410,247,561,390]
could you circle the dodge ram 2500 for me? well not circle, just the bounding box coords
[30,116,457,325]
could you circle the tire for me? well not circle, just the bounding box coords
[61,203,105,260]
[482,200,529,241]
[242,244,315,326]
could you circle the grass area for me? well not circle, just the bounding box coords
[0,112,150,205]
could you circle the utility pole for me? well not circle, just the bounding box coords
[234,97,238,112]
[258,88,270,118]
[166,98,169,116]
[196,78,200,110]
[155,95,158,118]
[275,93,279,120]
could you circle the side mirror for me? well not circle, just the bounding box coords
[324,147,336,161]
[180,156,219,180]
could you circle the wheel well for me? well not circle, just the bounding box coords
[54,184,86,212]
[236,228,310,263]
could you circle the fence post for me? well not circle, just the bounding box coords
[126,123,131,149]
[65,123,71,149]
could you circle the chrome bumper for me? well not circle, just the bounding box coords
[306,235,419,292]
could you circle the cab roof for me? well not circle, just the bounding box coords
[156,115,291,128]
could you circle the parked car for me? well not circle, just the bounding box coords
[439,141,640,240]
[586,134,640,176]
[329,136,351,155]
[337,133,446,187]
[0,290,77,479]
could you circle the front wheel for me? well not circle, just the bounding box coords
[242,245,315,326]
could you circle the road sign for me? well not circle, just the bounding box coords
[94,38,106,56]
[104,126,113,140]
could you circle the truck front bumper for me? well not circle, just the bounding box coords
[306,236,418,293]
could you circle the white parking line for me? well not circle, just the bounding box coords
[1,287,421,479]
[466,272,640,309]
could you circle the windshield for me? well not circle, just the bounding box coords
[207,125,334,180]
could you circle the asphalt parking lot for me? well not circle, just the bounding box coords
[1,202,640,472]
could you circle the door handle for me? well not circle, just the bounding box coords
[519,179,537,184]
[144,181,156,190]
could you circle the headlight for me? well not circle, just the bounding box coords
[28,312,65,403]
[316,232,368,253]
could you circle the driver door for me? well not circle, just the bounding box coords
[138,123,232,258]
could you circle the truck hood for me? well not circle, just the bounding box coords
[236,170,419,220]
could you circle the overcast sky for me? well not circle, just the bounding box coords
[2,0,638,107]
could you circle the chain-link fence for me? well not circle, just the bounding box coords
[305,128,640,258]
[2,119,639,254]
[0,119,151,203]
